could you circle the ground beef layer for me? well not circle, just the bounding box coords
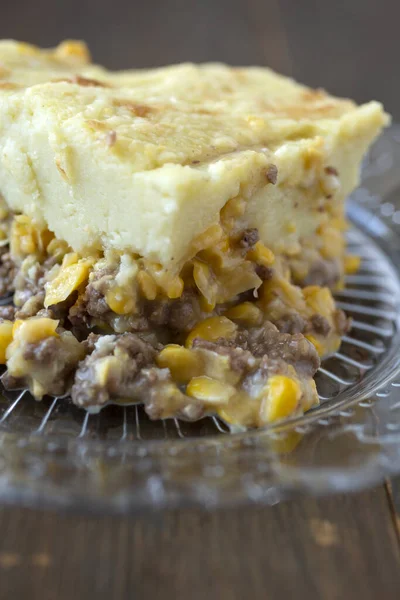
[0,208,351,429]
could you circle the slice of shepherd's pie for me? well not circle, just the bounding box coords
[0,40,389,429]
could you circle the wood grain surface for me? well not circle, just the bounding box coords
[0,1,400,598]
[0,487,399,600]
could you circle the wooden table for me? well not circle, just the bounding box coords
[0,485,399,599]
[1,0,400,597]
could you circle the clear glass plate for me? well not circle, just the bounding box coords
[1,127,400,513]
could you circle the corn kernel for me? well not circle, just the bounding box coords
[146,262,184,299]
[165,275,184,299]
[185,316,237,348]
[199,296,216,312]
[302,379,319,411]
[10,215,47,260]
[157,345,203,383]
[94,356,117,386]
[137,270,158,300]
[262,375,301,423]
[39,229,54,253]
[344,254,361,275]
[47,238,69,261]
[12,319,23,336]
[305,334,325,357]
[220,197,247,224]
[0,205,9,221]
[106,286,136,315]
[55,40,91,63]
[247,241,275,266]
[286,222,297,234]
[303,285,335,316]
[13,317,59,344]
[330,217,349,232]
[0,320,13,363]
[261,275,304,311]
[191,223,224,253]
[225,302,263,326]
[62,252,79,268]
[186,376,235,405]
[193,259,218,307]
[44,259,92,307]
[319,227,344,259]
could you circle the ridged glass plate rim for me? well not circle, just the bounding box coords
[1,126,400,512]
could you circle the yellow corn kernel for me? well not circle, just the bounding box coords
[55,40,91,63]
[344,254,361,275]
[106,286,136,315]
[10,215,40,258]
[319,227,344,259]
[193,259,218,307]
[333,279,345,292]
[305,334,325,357]
[185,316,237,348]
[0,207,9,221]
[47,238,70,261]
[303,285,335,316]
[94,356,117,386]
[220,196,247,224]
[12,319,23,336]
[39,229,54,253]
[225,302,263,326]
[330,217,349,232]
[44,259,92,307]
[0,320,13,363]
[262,375,301,423]
[165,275,184,299]
[247,241,275,267]
[156,344,203,383]
[302,378,319,411]
[13,317,59,344]
[286,222,297,234]
[137,270,158,300]
[146,262,184,299]
[186,376,235,405]
[261,276,305,313]
[61,252,79,268]
[199,296,216,313]
[191,223,224,253]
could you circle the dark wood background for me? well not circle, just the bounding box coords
[1,1,400,598]
[2,0,399,117]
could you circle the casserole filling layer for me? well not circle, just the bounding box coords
[0,199,354,429]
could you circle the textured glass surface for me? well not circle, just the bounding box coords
[1,127,400,512]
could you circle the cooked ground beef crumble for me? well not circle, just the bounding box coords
[0,209,351,429]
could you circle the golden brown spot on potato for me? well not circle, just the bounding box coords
[55,157,68,182]
[114,100,155,118]
[73,75,109,87]
[54,76,109,87]
[54,40,91,64]
[0,66,11,79]
[86,119,107,131]
[0,82,20,90]
[72,75,109,87]
[301,88,327,102]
